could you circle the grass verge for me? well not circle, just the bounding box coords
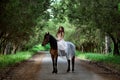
[0,44,50,68]
[76,51,120,71]
[0,51,35,68]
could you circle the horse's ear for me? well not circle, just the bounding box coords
[46,32,49,35]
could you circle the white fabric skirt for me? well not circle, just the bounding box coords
[57,39,67,56]
[57,39,67,52]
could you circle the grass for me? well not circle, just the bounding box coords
[76,51,120,65]
[0,51,35,68]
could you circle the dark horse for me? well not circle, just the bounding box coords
[42,32,75,73]
[42,32,58,73]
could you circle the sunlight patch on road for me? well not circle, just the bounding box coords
[40,54,68,63]
[28,58,42,63]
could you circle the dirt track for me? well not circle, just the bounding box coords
[1,51,120,80]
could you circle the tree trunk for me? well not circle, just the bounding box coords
[108,33,120,55]
[81,45,84,52]
[0,31,4,39]
[12,44,18,54]
[4,45,7,55]
[113,41,119,55]
[105,35,111,53]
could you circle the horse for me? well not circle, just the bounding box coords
[42,32,75,73]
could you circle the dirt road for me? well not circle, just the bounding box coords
[1,51,120,80]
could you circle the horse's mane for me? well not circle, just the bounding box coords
[49,34,57,49]
[49,34,56,41]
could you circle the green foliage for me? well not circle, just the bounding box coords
[1,0,120,54]
[0,51,35,68]
[53,0,120,54]
[30,44,50,52]
[119,3,120,11]
[0,0,51,54]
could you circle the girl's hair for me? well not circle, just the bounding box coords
[56,26,64,37]
[57,26,64,33]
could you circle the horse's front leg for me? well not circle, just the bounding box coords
[54,56,58,73]
[51,55,55,73]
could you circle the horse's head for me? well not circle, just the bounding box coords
[42,32,50,46]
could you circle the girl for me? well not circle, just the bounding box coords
[56,26,67,55]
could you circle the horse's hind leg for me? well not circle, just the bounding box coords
[67,59,70,72]
[72,56,75,72]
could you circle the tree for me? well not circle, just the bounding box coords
[0,0,51,54]
[64,0,120,55]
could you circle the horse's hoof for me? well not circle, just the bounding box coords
[72,69,74,72]
[52,70,57,74]
[55,72,57,74]
[54,70,58,74]
[67,69,70,72]
[52,71,55,73]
